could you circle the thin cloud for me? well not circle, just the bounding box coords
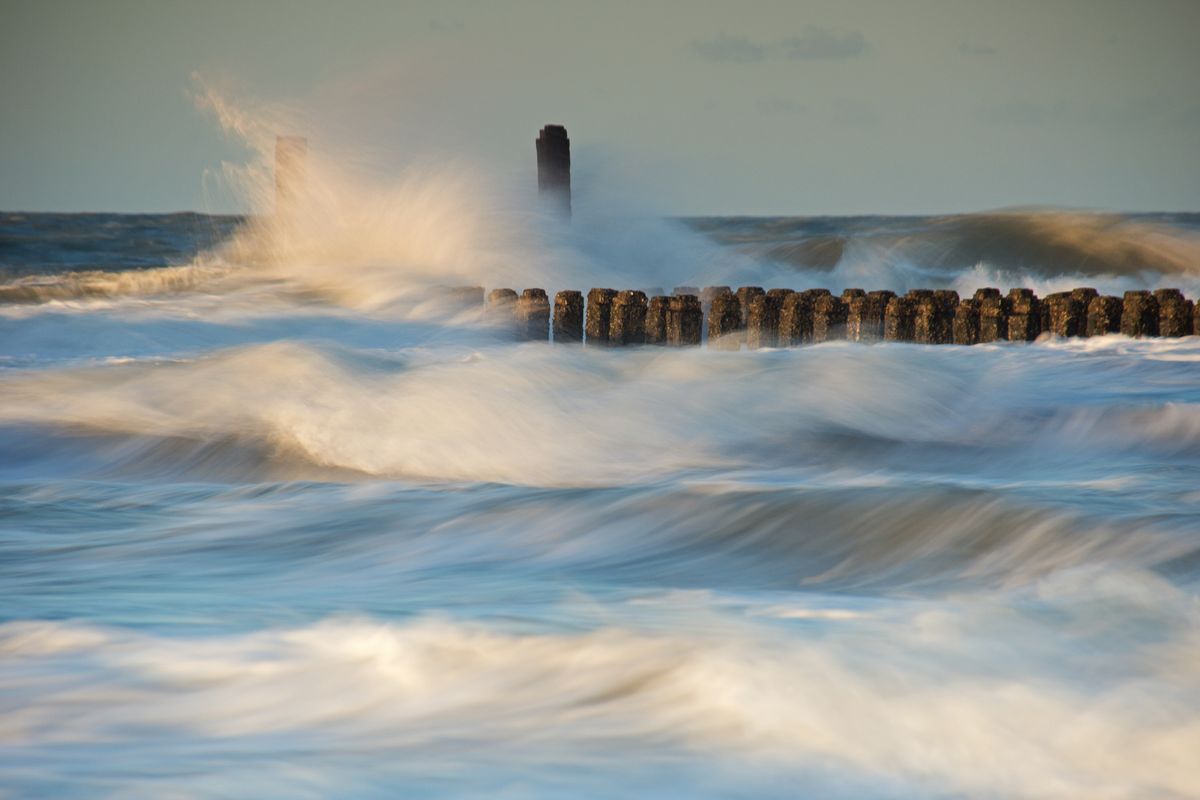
[781,26,867,60]
[690,35,767,63]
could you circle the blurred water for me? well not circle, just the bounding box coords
[1,209,1199,799]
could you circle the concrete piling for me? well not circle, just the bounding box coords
[516,289,550,341]
[1087,296,1124,336]
[553,290,584,343]
[610,290,648,345]
[706,288,741,350]
[645,296,669,345]
[1006,289,1041,341]
[1154,289,1193,337]
[674,286,700,297]
[811,294,848,342]
[1120,291,1159,337]
[667,295,702,346]
[535,125,571,217]
[585,288,616,346]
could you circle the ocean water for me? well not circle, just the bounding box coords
[2,201,1200,799]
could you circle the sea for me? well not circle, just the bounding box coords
[1,202,1199,799]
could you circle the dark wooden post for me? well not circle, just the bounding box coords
[1006,289,1041,341]
[487,288,518,334]
[1045,293,1084,337]
[1154,289,1193,337]
[846,290,894,342]
[610,290,648,345]
[553,290,583,343]
[645,296,669,344]
[975,288,1008,342]
[914,291,958,344]
[811,295,848,342]
[1086,296,1124,336]
[516,289,550,341]
[585,288,616,346]
[883,297,916,341]
[667,295,702,346]
[747,290,791,349]
[706,288,741,350]
[536,125,571,217]
[953,299,980,344]
[1120,291,1159,337]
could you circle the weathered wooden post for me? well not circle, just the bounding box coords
[1087,295,1124,336]
[535,125,571,217]
[645,295,669,344]
[1120,291,1159,337]
[975,288,1008,342]
[275,135,307,218]
[585,288,616,346]
[846,290,894,342]
[706,288,741,350]
[583,291,614,347]
[516,289,550,341]
[667,294,702,346]
[1070,288,1099,337]
[610,290,648,345]
[1045,293,1084,337]
[553,290,583,343]
[1006,289,1041,341]
[883,296,917,341]
[953,299,980,344]
[811,294,848,342]
[736,287,764,329]
[914,291,958,344]
[487,288,518,334]
[1155,289,1193,337]
[778,292,809,346]
[747,289,792,348]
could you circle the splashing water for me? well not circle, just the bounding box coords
[1,91,1199,799]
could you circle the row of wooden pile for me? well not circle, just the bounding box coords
[438,286,1198,346]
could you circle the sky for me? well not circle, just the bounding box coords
[2,0,1199,215]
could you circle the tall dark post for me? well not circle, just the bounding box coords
[275,135,307,218]
[536,125,571,218]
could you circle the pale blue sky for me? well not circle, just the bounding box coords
[2,0,1198,214]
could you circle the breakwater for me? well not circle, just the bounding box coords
[445,286,1199,345]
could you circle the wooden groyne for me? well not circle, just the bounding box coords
[445,286,1200,345]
